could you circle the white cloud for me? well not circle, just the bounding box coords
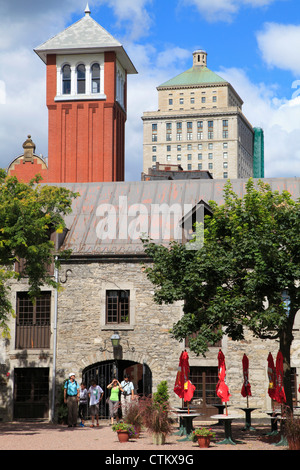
[257,23,300,75]
[101,0,153,42]
[181,0,282,22]
[0,1,88,170]
[218,67,300,178]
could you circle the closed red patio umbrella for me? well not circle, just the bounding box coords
[274,351,286,404]
[174,350,195,412]
[174,350,190,399]
[216,349,231,414]
[267,352,276,401]
[241,354,252,406]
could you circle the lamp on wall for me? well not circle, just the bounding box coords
[100,331,135,353]
[110,331,121,348]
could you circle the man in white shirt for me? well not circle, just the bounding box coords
[120,374,134,416]
[88,379,104,427]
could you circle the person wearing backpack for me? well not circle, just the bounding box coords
[64,372,80,427]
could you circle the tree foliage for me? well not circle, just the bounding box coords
[143,179,300,408]
[0,170,78,336]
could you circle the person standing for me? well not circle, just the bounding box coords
[64,372,80,427]
[120,374,135,416]
[88,379,104,427]
[107,378,124,425]
[79,383,88,427]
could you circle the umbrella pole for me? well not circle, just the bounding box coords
[247,395,249,408]
[225,402,228,416]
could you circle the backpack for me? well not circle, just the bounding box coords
[65,379,78,397]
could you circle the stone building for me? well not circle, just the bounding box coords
[142,50,264,180]
[2,177,300,422]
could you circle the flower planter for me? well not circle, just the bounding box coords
[197,436,211,448]
[117,431,130,443]
[152,432,166,445]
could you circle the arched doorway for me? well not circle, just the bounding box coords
[82,360,152,419]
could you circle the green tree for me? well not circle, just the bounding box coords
[0,170,78,336]
[143,179,300,410]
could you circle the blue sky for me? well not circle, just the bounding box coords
[0,0,300,181]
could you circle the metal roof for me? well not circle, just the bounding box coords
[158,66,227,88]
[34,10,137,74]
[48,178,300,256]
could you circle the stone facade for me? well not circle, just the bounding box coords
[2,254,300,421]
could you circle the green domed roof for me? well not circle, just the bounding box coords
[158,66,226,88]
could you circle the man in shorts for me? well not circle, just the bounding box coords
[88,379,104,427]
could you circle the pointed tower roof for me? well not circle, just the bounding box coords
[34,8,137,74]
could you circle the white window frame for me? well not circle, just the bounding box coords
[55,53,106,101]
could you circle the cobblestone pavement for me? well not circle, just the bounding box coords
[0,420,290,452]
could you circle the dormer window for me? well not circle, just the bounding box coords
[91,63,100,93]
[62,64,71,95]
[77,64,86,94]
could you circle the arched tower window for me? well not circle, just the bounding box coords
[77,64,86,94]
[91,63,100,93]
[62,64,71,95]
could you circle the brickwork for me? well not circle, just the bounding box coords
[46,51,126,183]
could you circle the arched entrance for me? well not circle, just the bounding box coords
[82,360,152,419]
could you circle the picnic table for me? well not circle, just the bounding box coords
[239,407,257,431]
[264,410,280,436]
[210,414,242,445]
[172,409,201,441]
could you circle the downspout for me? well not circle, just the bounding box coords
[51,256,59,422]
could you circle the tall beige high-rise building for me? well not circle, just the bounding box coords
[142,51,255,179]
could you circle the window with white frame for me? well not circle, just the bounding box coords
[77,64,86,94]
[106,290,130,324]
[62,64,71,95]
[56,54,105,101]
[91,63,100,93]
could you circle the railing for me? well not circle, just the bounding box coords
[15,323,50,349]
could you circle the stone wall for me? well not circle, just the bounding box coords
[2,257,300,421]
[56,259,300,416]
[55,259,184,402]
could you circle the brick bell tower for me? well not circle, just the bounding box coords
[34,4,137,183]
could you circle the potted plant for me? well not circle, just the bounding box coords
[139,382,174,445]
[284,413,300,450]
[123,399,144,437]
[190,427,216,448]
[112,422,136,443]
